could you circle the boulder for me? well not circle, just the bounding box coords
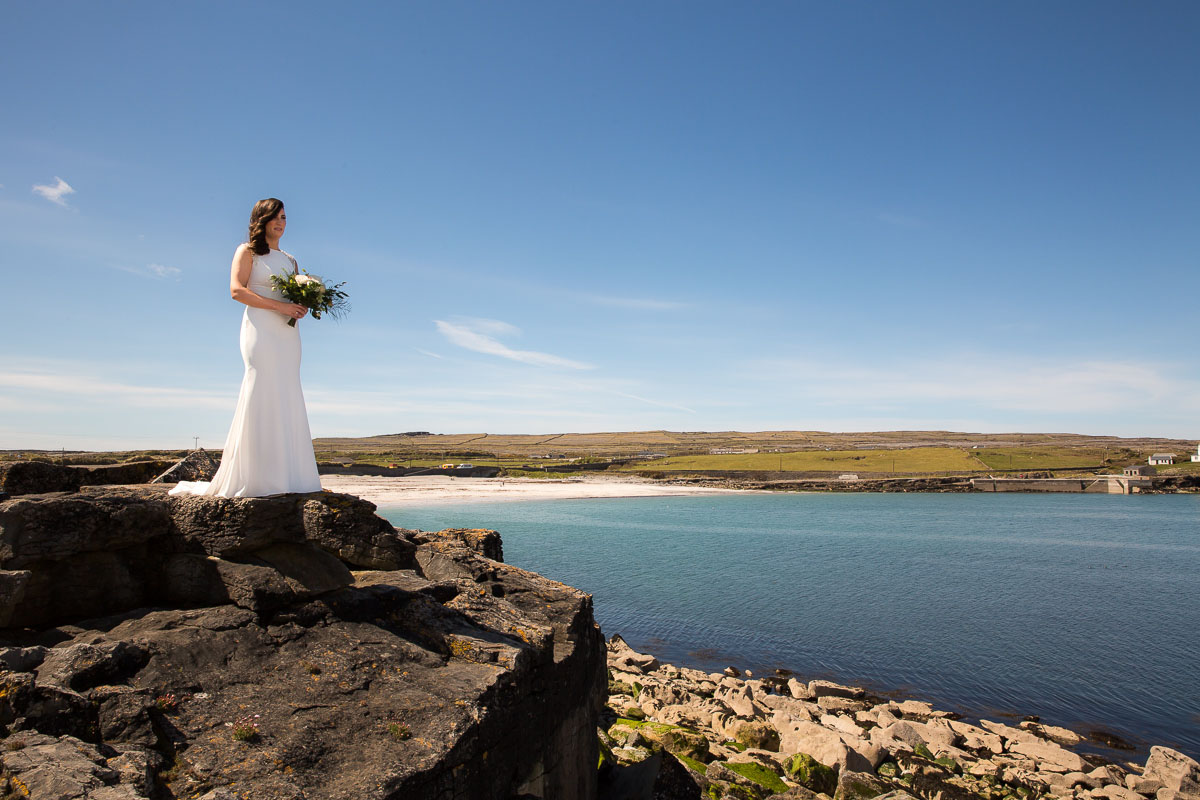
[1128,774,1167,795]
[1144,747,1200,796]
[736,721,782,752]
[635,722,712,764]
[809,679,865,700]
[0,732,143,799]
[1007,734,1087,773]
[784,752,838,795]
[1094,786,1150,800]
[778,719,884,773]
[411,527,503,562]
[788,677,814,700]
[708,759,790,798]
[834,770,892,800]
[947,719,1003,754]
[651,751,709,800]
[823,713,867,740]
[718,681,764,719]
[818,695,869,714]
[151,450,219,484]
[891,700,935,720]
[1021,720,1084,746]
[767,788,825,800]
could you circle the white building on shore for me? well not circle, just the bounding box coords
[1192,444,1200,463]
[1148,453,1176,466]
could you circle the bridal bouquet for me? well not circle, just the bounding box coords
[271,271,349,327]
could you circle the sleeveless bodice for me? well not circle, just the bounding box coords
[248,249,295,300]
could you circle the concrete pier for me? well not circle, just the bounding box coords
[970,476,1155,494]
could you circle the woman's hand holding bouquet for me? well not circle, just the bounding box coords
[270,271,349,327]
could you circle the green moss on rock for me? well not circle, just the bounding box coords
[734,721,781,752]
[725,761,790,794]
[934,756,961,774]
[834,770,892,800]
[597,734,616,771]
[785,752,838,795]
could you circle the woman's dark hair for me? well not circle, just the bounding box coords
[247,198,284,256]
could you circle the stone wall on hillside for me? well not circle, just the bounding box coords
[0,487,606,800]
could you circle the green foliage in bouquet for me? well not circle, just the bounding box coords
[270,270,350,327]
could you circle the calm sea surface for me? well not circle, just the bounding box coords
[380,492,1200,760]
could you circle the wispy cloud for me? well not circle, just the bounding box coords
[32,176,75,207]
[743,355,1200,417]
[415,348,443,359]
[609,390,696,414]
[115,263,182,281]
[435,319,594,370]
[0,369,232,410]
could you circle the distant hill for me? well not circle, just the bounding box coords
[312,429,1194,459]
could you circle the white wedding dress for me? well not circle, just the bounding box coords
[170,249,322,498]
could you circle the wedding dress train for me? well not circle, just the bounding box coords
[170,249,322,498]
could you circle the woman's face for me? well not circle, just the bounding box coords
[268,208,287,240]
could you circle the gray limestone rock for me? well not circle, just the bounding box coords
[0,489,607,800]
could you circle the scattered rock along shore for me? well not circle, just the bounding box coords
[600,636,1200,800]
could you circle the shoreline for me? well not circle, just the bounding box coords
[614,632,1158,765]
[318,473,1198,506]
[601,636,1198,799]
[318,473,756,507]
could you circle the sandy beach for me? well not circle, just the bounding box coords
[318,473,748,507]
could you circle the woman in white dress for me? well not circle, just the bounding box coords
[171,198,323,498]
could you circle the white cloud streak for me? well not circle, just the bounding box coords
[0,370,232,410]
[32,176,75,207]
[743,355,1200,417]
[115,263,183,280]
[435,319,594,370]
[608,391,696,414]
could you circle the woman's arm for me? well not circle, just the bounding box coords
[229,244,308,319]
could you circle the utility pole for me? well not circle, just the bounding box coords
[193,436,199,451]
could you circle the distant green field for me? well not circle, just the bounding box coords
[972,447,1111,471]
[621,447,983,474]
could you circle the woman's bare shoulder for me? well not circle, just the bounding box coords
[234,242,253,257]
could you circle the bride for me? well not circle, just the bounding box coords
[171,198,323,498]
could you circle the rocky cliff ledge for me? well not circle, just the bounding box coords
[0,486,605,799]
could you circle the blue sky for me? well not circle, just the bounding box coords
[2,1,1198,450]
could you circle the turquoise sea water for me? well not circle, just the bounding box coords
[380,492,1200,760]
